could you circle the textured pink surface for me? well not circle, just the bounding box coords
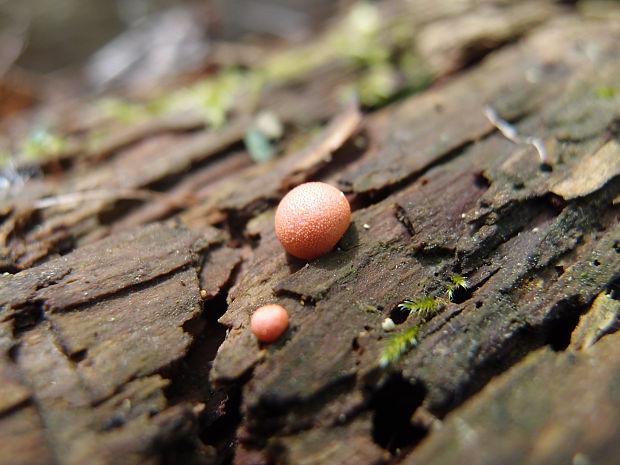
[275,182,351,260]
[250,304,289,343]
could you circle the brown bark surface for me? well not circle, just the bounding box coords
[1,1,620,464]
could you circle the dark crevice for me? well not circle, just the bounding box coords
[421,303,466,342]
[0,263,21,275]
[543,296,589,351]
[246,375,357,438]
[457,263,500,294]
[164,270,235,406]
[1,206,41,242]
[199,248,244,321]
[223,200,279,245]
[389,305,409,325]
[370,374,427,454]
[539,162,553,173]
[100,139,248,227]
[69,348,88,363]
[605,117,620,142]
[101,413,126,431]
[200,387,243,465]
[456,33,526,74]
[347,136,480,212]
[149,141,248,194]
[162,271,242,465]
[394,204,415,237]
[308,132,370,183]
[608,274,620,301]
[449,284,471,304]
[271,287,319,307]
[0,396,31,420]
[545,192,566,212]
[422,269,500,342]
[39,234,78,260]
[97,198,146,226]
[459,195,566,273]
[430,294,594,417]
[473,171,492,189]
[411,245,455,264]
[45,315,99,390]
[11,302,45,336]
[429,206,619,415]
[33,267,73,291]
[7,343,20,364]
[47,265,197,315]
[430,323,544,418]
[162,317,223,406]
[154,405,217,465]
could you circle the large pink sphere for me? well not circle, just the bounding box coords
[275,182,351,260]
[250,304,289,343]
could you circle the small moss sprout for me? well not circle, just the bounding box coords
[398,295,442,322]
[379,275,468,367]
[446,275,468,301]
[379,324,420,368]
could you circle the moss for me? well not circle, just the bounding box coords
[399,296,442,321]
[336,264,360,288]
[352,64,398,107]
[577,271,593,283]
[0,151,10,169]
[355,301,379,313]
[314,289,329,302]
[85,128,109,153]
[595,86,616,99]
[379,275,468,366]
[547,72,620,141]
[157,69,246,128]
[96,1,433,131]
[370,240,404,256]
[261,48,328,83]
[21,128,67,162]
[329,2,432,107]
[97,98,148,124]
[98,69,248,128]
[380,323,421,367]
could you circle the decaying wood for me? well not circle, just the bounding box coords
[1,1,620,464]
[407,334,620,465]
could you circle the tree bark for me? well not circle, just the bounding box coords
[1,1,620,464]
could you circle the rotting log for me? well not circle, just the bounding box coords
[1,1,620,465]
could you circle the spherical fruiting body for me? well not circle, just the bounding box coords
[275,182,351,260]
[250,304,289,343]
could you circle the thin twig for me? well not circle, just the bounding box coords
[33,189,193,210]
[484,105,548,163]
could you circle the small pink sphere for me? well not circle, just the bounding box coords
[275,182,351,260]
[250,304,289,343]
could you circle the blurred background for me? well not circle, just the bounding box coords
[0,0,343,95]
